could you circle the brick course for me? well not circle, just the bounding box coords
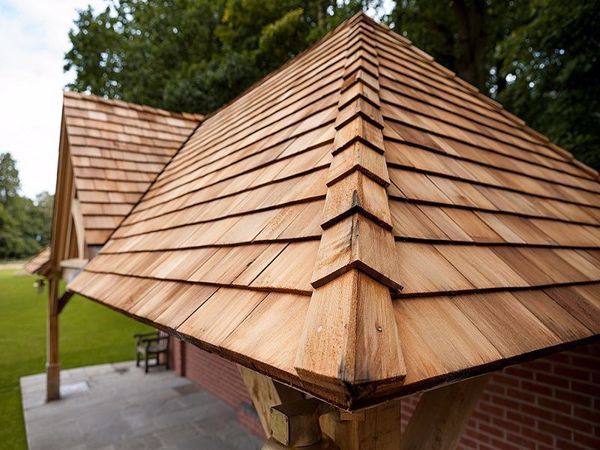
[171,340,600,449]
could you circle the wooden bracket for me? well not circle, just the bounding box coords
[402,375,491,450]
[270,398,335,448]
[242,367,489,450]
[57,290,74,315]
[239,366,339,449]
[238,366,304,436]
[320,398,402,450]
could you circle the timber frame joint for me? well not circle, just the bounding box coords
[268,398,337,449]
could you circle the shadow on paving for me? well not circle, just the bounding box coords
[20,361,262,450]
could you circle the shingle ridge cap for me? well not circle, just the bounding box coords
[294,24,406,394]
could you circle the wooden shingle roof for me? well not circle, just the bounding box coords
[63,91,202,245]
[68,13,600,409]
[24,247,51,276]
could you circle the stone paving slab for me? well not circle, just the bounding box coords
[20,362,262,450]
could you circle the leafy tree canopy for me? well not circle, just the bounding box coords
[494,0,600,169]
[65,0,380,114]
[0,153,53,260]
[65,0,598,168]
[388,0,599,169]
[0,153,20,205]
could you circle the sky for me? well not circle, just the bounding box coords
[0,0,104,199]
[0,0,393,200]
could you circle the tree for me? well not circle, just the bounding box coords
[495,0,600,169]
[388,0,599,169]
[387,0,530,92]
[0,153,53,260]
[65,0,380,114]
[0,153,20,205]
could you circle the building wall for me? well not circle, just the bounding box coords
[171,339,599,449]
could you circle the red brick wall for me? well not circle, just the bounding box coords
[171,339,599,448]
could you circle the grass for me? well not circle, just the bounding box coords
[0,268,151,449]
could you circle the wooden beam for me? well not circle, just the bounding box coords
[70,198,85,259]
[270,398,325,447]
[50,116,75,269]
[402,375,491,450]
[238,366,304,436]
[320,399,402,450]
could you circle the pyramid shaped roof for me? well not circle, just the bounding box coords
[68,13,600,409]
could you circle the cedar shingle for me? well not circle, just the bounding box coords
[67,13,600,409]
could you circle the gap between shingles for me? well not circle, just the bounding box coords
[389,196,600,228]
[120,148,333,227]
[383,135,600,196]
[393,279,600,300]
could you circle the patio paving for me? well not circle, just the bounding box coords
[20,361,263,450]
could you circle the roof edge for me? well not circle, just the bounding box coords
[23,247,52,277]
[63,90,204,122]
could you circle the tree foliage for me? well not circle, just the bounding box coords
[0,153,53,260]
[65,0,598,168]
[65,0,379,114]
[0,153,20,206]
[494,0,600,169]
[388,0,599,169]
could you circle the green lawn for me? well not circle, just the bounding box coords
[0,268,151,449]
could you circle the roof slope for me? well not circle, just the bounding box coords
[63,92,202,245]
[68,14,600,409]
[24,247,51,276]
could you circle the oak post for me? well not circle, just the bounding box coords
[320,399,402,450]
[402,375,491,450]
[46,274,60,401]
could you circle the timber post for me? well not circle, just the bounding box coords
[46,273,60,401]
[320,400,402,450]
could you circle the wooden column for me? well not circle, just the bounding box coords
[402,375,491,450]
[46,274,60,401]
[45,115,76,402]
[320,400,402,450]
